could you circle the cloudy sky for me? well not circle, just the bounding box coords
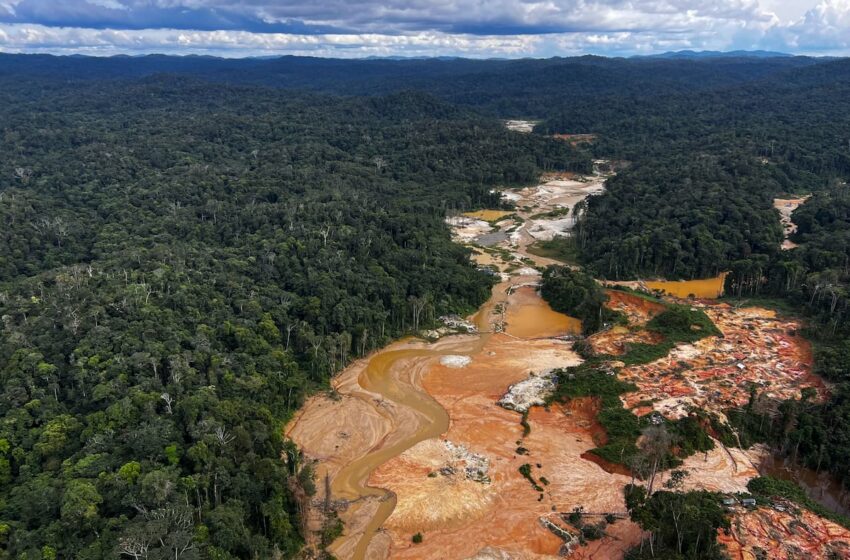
[0,0,848,58]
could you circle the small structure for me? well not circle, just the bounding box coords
[741,498,757,509]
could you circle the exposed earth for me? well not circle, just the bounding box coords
[615,298,822,420]
[504,120,538,134]
[285,160,846,559]
[774,196,811,250]
[720,505,850,559]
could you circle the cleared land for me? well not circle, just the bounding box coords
[719,506,850,559]
[774,196,811,250]
[286,165,844,559]
[504,120,539,133]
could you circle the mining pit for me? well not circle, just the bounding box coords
[719,505,850,559]
[286,164,843,559]
[614,302,822,420]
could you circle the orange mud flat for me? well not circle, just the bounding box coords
[720,506,850,559]
[375,342,641,559]
[286,280,636,560]
[287,289,832,559]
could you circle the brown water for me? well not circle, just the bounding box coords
[504,285,582,338]
[331,347,458,559]
[329,289,497,559]
[644,273,728,299]
[328,282,580,559]
[760,455,850,517]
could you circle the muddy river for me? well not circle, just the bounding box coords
[327,293,501,559]
[504,285,582,338]
[286,270,589,559]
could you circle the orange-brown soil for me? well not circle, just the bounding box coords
[674,444,767,494]
[589,326,665,356]
[605,290,666,325]
[719,506,850,559]
[580,451,633,477]
[619,304,823,420]
[287,278,834,560]
[287,278,605,559]
[374,344,640,559]
[588,291,667,355]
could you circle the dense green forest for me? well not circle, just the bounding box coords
[548,60,850,280]
[0,77,585,558]
[624,485,729,560]
[3,55,848,286]
[0,53,819,114]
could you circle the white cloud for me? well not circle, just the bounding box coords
[757,0,850,53]
[760,0,817,22]
[0,23,544,57]
[789,0,850,50]
[0,1,846,57]
[0,0,781,34]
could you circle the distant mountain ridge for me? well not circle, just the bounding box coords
[0,51,843,118]
[639,49,794,59]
